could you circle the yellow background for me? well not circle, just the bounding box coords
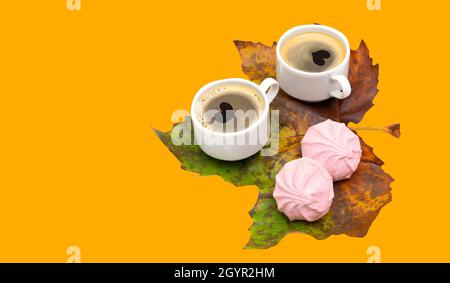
[0,0,449,262]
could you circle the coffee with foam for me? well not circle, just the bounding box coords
[281,32,346,73]
[194,84,265,133]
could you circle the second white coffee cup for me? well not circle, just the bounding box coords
[190,78,279,161]
[276,24,351,102]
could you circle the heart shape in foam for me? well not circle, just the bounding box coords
[311,49,331,66]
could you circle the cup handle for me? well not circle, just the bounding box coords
[329,74,351,99]
[259,78,280,103]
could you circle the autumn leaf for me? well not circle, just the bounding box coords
[233,41,277,84]
[155,40,396,249]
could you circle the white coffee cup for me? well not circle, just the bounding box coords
[276,24,351,102]
[190,78,279,161]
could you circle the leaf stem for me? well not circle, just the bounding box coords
[350,123,401,138]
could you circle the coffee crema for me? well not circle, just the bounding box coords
[281,32,346,73]
[195,84,265,133]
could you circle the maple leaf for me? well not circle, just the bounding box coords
[155,40,396,249]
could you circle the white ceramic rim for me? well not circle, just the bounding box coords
[190,78,270,137]
[276,24,351,77]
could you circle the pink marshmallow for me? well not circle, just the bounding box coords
[273,157,334,222]
[301,119,362,181]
